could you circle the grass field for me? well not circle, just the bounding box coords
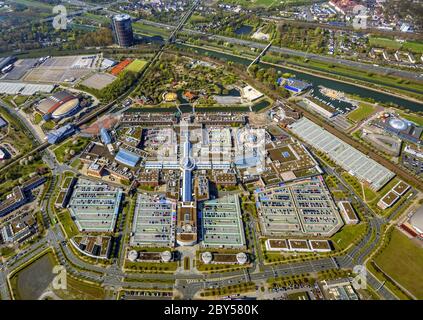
[132,22,171,37]
[347,103,375,123]
[375,229,423,299]
[12,0,53,10]
[399,112,423,126]
[331,223,367,251]
[369,37,402,50]
[53,137,90,164]
[57,210,79,238]
[55,276,105,300]
[126,59,147,73]
[33,113,43,125]
[402,41,423,54]
[369,37,423,54]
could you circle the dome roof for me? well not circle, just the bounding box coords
[201,251,213,264]
[127,250,138,262]
[160,251,172,262]
[388,118,407,131]
[51,98,79,119]
[236,252,248,265]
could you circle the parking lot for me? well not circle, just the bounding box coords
[201,195,246,248]
[255,176,343,237]
[81,73,116,90]
[130,193,176,247]
[23,55,98,83]
[1,59,38,81]
[67,179,123,232]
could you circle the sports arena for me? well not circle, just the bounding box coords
[37,91,80,120]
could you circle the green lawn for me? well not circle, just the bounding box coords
[53,137,90,163]
[369,37,402,50]
[224,0,280,7]
[132,22,171,37]
[57,210,79,238]
[54,276,105,300]
[369,36,423,54]
[12,0,53,10]
[375,229,423,299]
[347,103,375,123]
[14,95,29,106]
[33,113,43,125]
[331,223,367,251]
[399,112,423,126]
[126,59,147,73]
[41,120,55,131]
[402,41,423,54]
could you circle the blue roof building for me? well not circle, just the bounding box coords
[100,128,112,145]
[0,116,7,128]
[47,124,76,144]
[115,148,140,167]
[277,77,312,93]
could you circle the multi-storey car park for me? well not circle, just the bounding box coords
[130,193,176,247]
[255,176,343,237]
[290,117,395,191]
[200,195,246,249]
[67,179,123,232]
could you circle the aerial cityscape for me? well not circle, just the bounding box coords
[0,0,422,304]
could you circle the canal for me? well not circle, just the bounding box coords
[176,44,423,112]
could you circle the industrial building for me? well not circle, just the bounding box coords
[0,56,16,72]
[111,14,134,47]
[37,91,79,120]
[100,128,112,145]
[278,77,312,93]
[0,82,55,96]
[290,117,395,191]
[377,180,410,209]
[0,176,46,217]
[401,144,423,175]
[338,201,359,224]
[0,212,38,244]
[0,116,7,128]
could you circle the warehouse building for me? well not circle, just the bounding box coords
[290,117,395,191]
